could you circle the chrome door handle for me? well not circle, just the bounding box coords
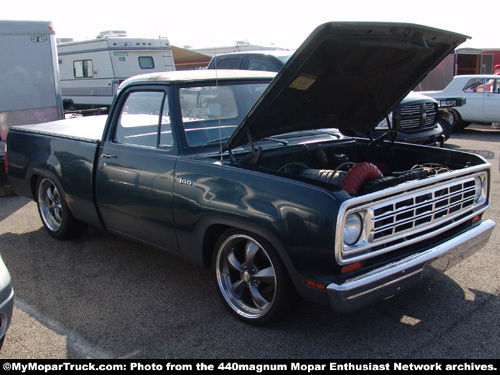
[101,154,117,159]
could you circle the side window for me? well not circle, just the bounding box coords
[463,78,485,93]
[247,57,280,72]
[138,56,155,69]
[73,60,93,78]
[213,57,242,69]
[485,79,500,94]
[115,91,171,147]
[159,110,173,147]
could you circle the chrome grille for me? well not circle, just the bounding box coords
[397,102,437,132]
[336,169,489,265]
[371,178,475,241]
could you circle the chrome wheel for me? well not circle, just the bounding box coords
[215,233,278,321]
[37,178,63,232]
[36,176,87,239]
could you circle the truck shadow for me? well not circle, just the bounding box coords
[0,196,31,222]
[444,127,500,160]
[1,225,498,359]
[279,278,498,359]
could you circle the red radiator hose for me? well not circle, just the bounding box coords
[341,162,383,195]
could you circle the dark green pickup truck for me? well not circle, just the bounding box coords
[5,23,495,325]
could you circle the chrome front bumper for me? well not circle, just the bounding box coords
[327,219,495,313]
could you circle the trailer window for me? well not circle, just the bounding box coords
[73,60,93,78]
[139,56,155,69]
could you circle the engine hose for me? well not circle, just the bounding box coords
[341,162,383,195]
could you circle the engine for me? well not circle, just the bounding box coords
[280,156,451,196]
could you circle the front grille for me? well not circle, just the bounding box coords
[396,102,437,132]
[336,169,488,265]
[371,178,475,241]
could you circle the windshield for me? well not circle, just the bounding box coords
[180,82,268,147]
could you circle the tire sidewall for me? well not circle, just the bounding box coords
[212,228,294,325]
[36,176,85,240]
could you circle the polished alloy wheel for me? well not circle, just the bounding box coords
[215,233,278,320]
[37,178,63,232]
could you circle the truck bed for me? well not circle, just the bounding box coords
[7,116,106,228]
[11,115,107,143]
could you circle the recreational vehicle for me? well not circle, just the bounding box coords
[57,31,175,111]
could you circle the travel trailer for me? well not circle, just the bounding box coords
[0,20,63,142]
[57,31,176,111]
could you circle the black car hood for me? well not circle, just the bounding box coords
[224,22,467,151]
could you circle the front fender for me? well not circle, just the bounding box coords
[173,159,346,285]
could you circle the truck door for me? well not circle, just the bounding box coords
[484,78,500,121]
[96,88,179,253]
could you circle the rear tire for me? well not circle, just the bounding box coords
[212,229,297,325]
[36,177,87,239]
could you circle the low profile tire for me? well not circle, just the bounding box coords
[212,229,296,325]
[36,177,87,239]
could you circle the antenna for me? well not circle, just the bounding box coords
[214,47,224,163]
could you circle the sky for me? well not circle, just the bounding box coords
[3,0,498,50]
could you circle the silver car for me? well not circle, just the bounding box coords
[0,254,14,349]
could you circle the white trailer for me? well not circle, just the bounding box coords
[57,31,175,111]
[0,20,63,142]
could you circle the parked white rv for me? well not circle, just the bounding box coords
[57,31,176,111]
[0,20,63,142]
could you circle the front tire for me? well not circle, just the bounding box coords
[438,108,455,140]
[212,229,296,325]
[36,177,87,239]
[450,109,470,131]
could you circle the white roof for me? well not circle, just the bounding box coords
[120,69,277,89]
[453,74,500,79]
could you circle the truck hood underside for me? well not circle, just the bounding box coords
[224,22,468,152]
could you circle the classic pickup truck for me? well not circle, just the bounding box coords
[5,23,495,325]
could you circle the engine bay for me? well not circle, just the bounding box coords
[237,140,470,197]
[281,159,451,196]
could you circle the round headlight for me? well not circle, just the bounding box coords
[344,213,363,246]
[474,175,486,203]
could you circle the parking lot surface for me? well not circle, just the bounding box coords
[0,124,499,359]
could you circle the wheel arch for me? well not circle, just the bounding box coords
[29,169,68,204]
[198,217,290,268]
[197,216,307,294]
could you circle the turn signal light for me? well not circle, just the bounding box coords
[341,261,363,274]
[305,280,326,290]
[472,214,482,224]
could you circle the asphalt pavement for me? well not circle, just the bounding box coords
[0,124,499,359]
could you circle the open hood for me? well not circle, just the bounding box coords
[224,22,467,152]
